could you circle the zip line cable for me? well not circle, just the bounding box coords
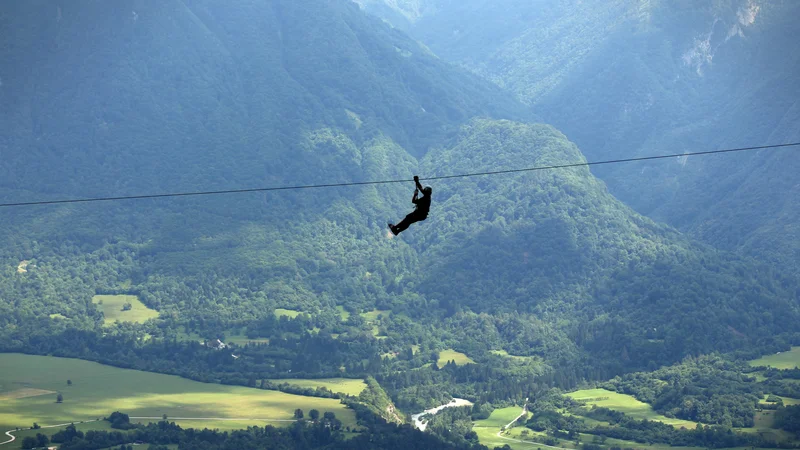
[1,142,797,209]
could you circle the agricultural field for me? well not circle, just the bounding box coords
[437,349,475,368]
[92,294,159,325]
[0,353,356,438]
[473,425,532,450]
[781,396,800,406]
[267,378,367,396]
[567,389,699,429]
[474,406,526,429]
[749,347,800,369]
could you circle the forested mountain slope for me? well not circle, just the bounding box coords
[359,0,800,274]
[0,0,798,406]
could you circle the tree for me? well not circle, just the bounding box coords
[294,408,304,419]
[323,411,336,421]
[36,433,49,448]
[20,436,37,449]
[162,413,168,420]
[67,379,72,386]
[309,409,320,420]
[122,302,132,311]
[32,423,40,429]
[57,393,63,403]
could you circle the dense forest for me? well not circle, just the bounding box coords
[1,0,799,449]
[360,0,800,276]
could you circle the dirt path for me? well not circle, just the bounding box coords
[491,398,568,450]
[1,419,102,445]
[493,431,569,450]
[504,400,528,429]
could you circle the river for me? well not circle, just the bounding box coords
[411,398,473,431]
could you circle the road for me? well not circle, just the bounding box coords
[492,398,570,450]
[1,417,297,446]
[1,419,102,446]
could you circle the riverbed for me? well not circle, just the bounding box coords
[411,398,473,431]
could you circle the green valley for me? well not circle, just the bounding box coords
[0,354,355,433]
[0,0,799,449]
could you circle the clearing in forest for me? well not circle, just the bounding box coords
[489,350,539,362]
[336,306,350,321]
[567,389,699,429]
[0,353,355,435]
[437,349,475,368]
[274,308,302,318]
[92,294,159,325]
[267,378,366,396]
[749,347,800,369]
[360,309,391,321]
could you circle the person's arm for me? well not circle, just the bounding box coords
[413,175,424,192]
[412,176,422,203]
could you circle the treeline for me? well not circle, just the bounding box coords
[522,390,796,449]
[41,416,493,450]
[601,355,762,427]
[0,321,382,384]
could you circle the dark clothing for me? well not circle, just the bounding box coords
[412,193,431,218]
[394,210,427,234]
[390,178,431,235]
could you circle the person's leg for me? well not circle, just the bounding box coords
[394,212,421,234]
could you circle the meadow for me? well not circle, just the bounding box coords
[489,350,536,361]
[567,389,699,429]
[437,349,475,368]
[274,308,302,319]
[92,294,159,325]
[749,347,800,369]
[472,425,532,450]
[473,406,526,429]
[472,406,531,449]
[0,354,355,438]
[267,378,367,396]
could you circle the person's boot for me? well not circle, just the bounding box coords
[388,223,398,236]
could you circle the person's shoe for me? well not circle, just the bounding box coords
[388,223,398,236]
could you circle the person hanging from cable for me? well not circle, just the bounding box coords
[389,176,432,236]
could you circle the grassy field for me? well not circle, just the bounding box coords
[437,349,475,368]
[489,350,536,361]
[0,353,355,437]
[92,295,159,325]
[274,308,301,318]
[474,406,526,428]
[781,396,800,406]
[495,426,712,450]
[225,334,270,345]
[336,306,350,321]
[360,309,391,321]
[567,389,699,429]
[473,425,533,450]
[268,378,366,396]
[749,347,800,369]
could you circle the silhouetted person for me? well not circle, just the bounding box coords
[389,176,431,235]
